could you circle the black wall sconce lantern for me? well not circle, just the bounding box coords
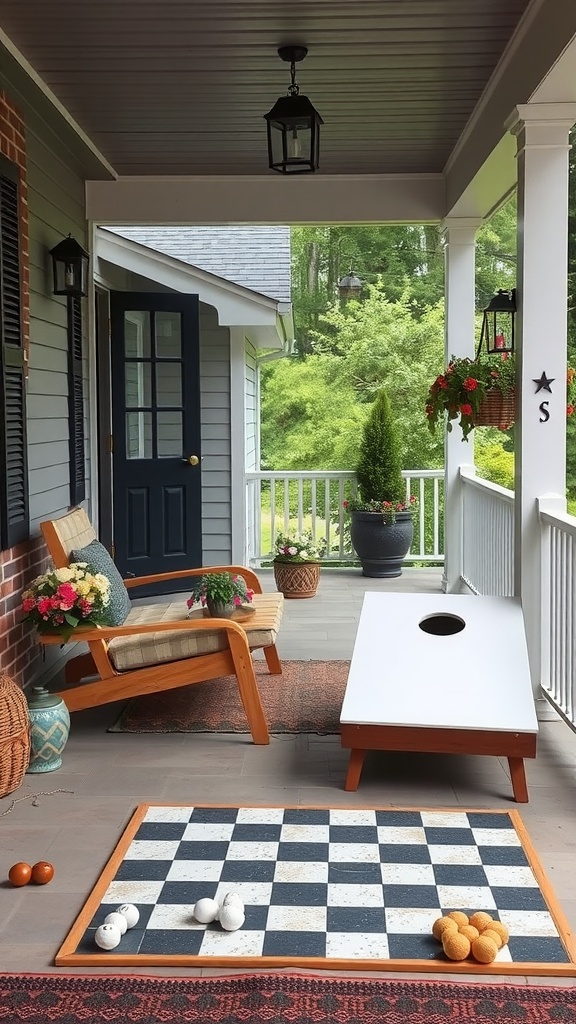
[264,46,323,173]
[338,271,364,301]
[50,234,89,297]
[479,288,517,354]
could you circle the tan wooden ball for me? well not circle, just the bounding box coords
[469,911,493,932]
[482,928,503,950]
[486,920,509,945]
[443,931,471,961]
[447,911,469,928]
[459,924,480,942]
[471,935,499,964]
[432,916,458,941]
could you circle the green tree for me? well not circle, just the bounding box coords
[356,389,404,503]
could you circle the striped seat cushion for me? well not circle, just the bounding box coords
[107,592,283,672]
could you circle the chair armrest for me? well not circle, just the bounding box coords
[123,565,263,593]
[36,616,251,646]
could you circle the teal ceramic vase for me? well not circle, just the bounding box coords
[26,686,70,773]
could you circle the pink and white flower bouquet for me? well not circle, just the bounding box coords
[22,562,111,638]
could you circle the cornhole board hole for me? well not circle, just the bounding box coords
[340,594,538,801]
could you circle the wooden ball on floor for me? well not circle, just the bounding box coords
[471,935,499,964]
[443,931,471,961]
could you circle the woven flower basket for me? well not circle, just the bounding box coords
[0,673,31,798]
[475,389,516,428]
[273,561,321,599]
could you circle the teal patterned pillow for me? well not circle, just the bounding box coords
[71,540,131,626]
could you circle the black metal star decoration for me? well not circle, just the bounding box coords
[533,371,555,394]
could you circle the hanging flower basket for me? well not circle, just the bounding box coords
[475,389,516,428]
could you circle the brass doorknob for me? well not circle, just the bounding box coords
[182,455,200,466]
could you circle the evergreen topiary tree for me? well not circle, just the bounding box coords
[356,388,405,503]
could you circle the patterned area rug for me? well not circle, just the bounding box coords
[110,660,349,733]
[1,973,576,1023]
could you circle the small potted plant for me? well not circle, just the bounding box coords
[273,530,326,599]
[425,353,516,440]
[21,563,112,641]
[346,387,418,578]
[186,572,254,618]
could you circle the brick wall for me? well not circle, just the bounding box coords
[0,91,47,688]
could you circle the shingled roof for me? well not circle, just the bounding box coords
[106,225,291,303]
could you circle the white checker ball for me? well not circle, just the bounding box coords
[222,892,244,910]
[219,904,245,931]
[104,911,128,935]
[193,897,219,924]
[115,903,139,929]
[94,923,122,950]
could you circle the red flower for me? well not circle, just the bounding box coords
[342,499,348,508]
[436,376,448,390]
[463,377,478,391]
[568,405,574,416]
[460,403,473,416]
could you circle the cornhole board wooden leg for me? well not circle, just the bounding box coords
[344,749,365,791]
[340,724,537,802]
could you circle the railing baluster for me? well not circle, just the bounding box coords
[245,469,445,566]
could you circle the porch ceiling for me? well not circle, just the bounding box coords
[0,0,535,177]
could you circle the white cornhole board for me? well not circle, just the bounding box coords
[339,593,538,801]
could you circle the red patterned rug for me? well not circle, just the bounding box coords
[1,972,575,1022]
[110,660,349,734]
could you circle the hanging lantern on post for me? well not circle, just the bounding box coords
[264,46,323,174]
[480,288,517,354]
[49,234,89,297]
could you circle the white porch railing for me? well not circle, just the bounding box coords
[246,469,444,565]
[539,503,576,727]
[460,466,515,596]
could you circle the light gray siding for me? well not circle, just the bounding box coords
[199,304,231,564]
[245,340,258,472]
[27,131,90,533]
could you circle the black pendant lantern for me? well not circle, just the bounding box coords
[264,46,323,174]
[480,288,517,354]
[338,272,364,301]
[50,234,89,297]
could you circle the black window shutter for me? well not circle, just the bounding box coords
[0,157,28,549]
[68,295,86,505]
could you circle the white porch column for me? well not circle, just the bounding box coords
[441,219,481,593]
[508,103,576,692]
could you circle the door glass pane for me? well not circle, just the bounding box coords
[157,411,182,457]
[156,362,182,407]
[155,312,182,357]
[125,362,151,408]
[124,311,151,358]
[126,412,153,459]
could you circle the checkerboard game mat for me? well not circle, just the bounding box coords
[56,805,576,975]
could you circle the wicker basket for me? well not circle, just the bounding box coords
[273,561,321,599]
[475,390,516,428]
[0,673,31,798]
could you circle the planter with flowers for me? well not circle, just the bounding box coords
[187,572,254,618]
[425,354,516,441]
[273,531,326,598]
[426,355,576,440]
[347,387,418,578]
[21,563,112,641]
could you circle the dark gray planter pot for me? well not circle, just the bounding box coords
[350,509,414,578]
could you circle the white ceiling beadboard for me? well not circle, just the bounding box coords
[0,0,531,176]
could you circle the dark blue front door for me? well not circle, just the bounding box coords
[110,292,202,586]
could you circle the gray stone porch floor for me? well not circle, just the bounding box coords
[1,567,576,985]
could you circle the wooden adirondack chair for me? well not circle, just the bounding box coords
[38,508,284,744]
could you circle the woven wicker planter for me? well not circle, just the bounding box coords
[273,560,321,599]
[475,389,516,428]
[0,674,30,798]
